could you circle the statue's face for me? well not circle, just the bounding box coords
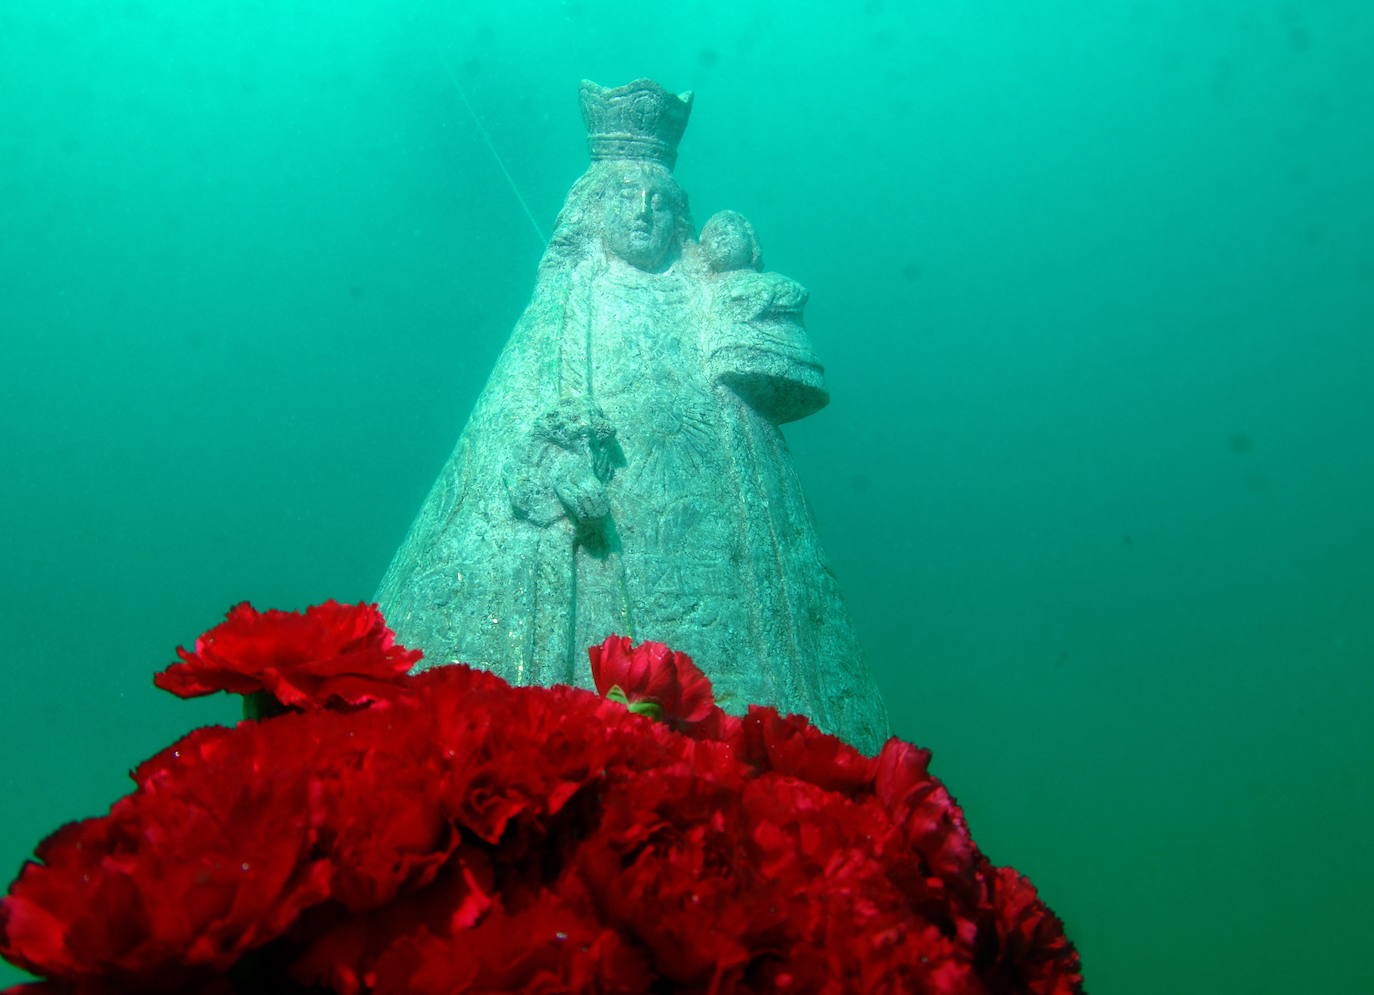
[603,168,681,271]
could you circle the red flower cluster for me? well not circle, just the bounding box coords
[0,603,1083,993]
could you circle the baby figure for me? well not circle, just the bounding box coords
[698,210,827,424]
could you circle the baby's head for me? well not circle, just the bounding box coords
[700,210,762,273]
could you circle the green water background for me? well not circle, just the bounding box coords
[2,1,1371,990]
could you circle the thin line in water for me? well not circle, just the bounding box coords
[437,54,548,248]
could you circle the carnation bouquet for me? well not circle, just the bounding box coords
[0,602,1083,993]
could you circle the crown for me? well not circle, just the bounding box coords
[579,79,694,169]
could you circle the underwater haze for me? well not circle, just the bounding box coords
[2,1,1371,990]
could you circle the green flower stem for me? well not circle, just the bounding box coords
[605,685,664,721]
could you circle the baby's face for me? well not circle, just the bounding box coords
[702,218,756,272]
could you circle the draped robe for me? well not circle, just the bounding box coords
[375,172,889,754]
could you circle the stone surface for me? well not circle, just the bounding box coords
[376,79,889,753]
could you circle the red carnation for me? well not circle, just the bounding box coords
[980,864,1085,993]
[588,635,715,726]
[0,717,335,990]
[154,600,421,712]
[739,705,877,794]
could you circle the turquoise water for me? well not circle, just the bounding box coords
[2,1,1371,990]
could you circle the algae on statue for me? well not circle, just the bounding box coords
[377,79,889,753]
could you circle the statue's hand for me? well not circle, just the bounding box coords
[553,467,610,525]
[507,400,618,531]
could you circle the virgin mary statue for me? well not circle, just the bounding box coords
[376,79,889,753]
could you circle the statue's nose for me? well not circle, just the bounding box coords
[637,189,653,216]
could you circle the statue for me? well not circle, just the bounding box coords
[376,79,889,753]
